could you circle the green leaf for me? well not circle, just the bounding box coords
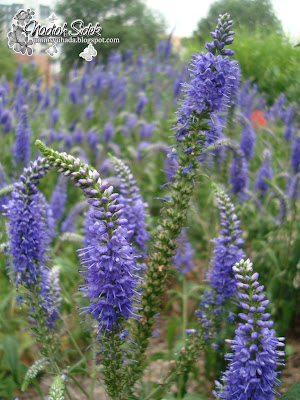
[0,335,19,385]
[282,382,300,399]
[183,395,207,400]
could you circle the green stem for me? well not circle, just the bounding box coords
[58,311,85,359]
[182,277,187,337]
[89,354,96,400]
[177,277,188,399]
[0,184,14,197]
[69,375,89,399]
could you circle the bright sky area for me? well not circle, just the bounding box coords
[1,0,298,40]
[145,0,299,39]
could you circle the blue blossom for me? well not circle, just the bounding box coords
[208,190,244,302]
[51,108,60,126]
[103,121,114,142]
[240,118,256,160]
[78,184,141,333]
[135,92,148,115]
[230,155,248,196]
[37,148,143,335]
[0,162,9,213]
[173,229,194,274]
[111,157,149,253]
[255,149,273,196]
[283,105,295,141]
[84,104,94,119]
[126,113,137,130]
[139,122,155,139]
[7,158,60,327]
[290,136,300,173]
[214,258,285,400]
[87,129,99,149]
[205,13,235,56]
[50,175,68,222]
[12,105,31,167]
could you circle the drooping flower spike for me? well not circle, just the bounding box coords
[214,258,285,400]
[7,157,60,328]
[35,140,141,334]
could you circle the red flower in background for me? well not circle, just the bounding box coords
[251,109,267,128]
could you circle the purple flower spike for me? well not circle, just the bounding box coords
[50,175,68,222]
[135,92,148,115]
[255,149,273,197]
[208,190,245,302]
[214,258,285,400]
[7,158,60,327]
[291,136,300,174]
[240,117,256,160]
[205,13,235,56]
[12,105,31,166]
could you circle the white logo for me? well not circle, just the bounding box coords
[46,43,58,57]
[79,43,97,62]
[46,12,58,24]
[7,9,35,55]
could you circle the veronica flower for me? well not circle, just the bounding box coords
[230,155,248,196]
[51,109,60,126]
[103,121,114,143]
[240,118,256,160]
[139,122,155,139]
[175,14,237,143]
[290,136,300,174]
[173,229,194,274]
[12,105,31,167]
[35,141,141,334]
[111,156,149,253]
[214,258,285,400]
[0,162,9,213]
[50,175,68,222]
[135,92,148,115]
[283,105,295,141]
[288,172,300,200]
[7,157,60,327]
[254,149,273,197]
[126,113,137,130]
[208,189,245,302]
[84,104,94,119]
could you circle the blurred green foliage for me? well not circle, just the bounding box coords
[55,0,166,72]
[193,0,282,42]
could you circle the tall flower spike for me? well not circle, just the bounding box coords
[35,140,141,334]
[7,157,60,327]
[255,149,273,197]
[0,162,9,213]
[175,13,237,145]
[50,175,68,222]
[290,136,300,174]
[110,155,149,254]
[205,13,235,56]
[12,104,31,167]
[208,189,244,303]
[214,258,285,400]
[240,117,256,161]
